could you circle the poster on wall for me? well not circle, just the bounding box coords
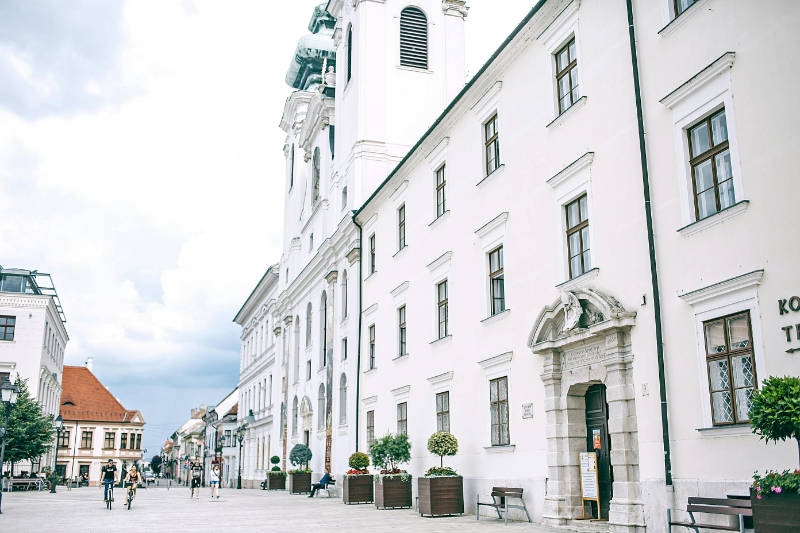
[592,429,601,449]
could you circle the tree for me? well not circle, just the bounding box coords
[150,455,162,475]
[749,375,800,467]
[0,377,53,469]
[427,431,458,468]
[289,444,312,471]
[369,434,410,472]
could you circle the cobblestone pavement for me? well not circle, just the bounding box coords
[0,485,594,533]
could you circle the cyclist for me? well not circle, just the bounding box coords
[190,459,202,499]
[124,465,142,505]
[101,459,117,503]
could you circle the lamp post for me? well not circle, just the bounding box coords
[236,410,255,490]
[50,415,64,493]
[0,379,20,514]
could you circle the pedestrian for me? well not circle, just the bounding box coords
[209,464,220,500]
[190,459,202,499]
[308,470,333,498]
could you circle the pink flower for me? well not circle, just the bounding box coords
[775,487,782,493]
[756,494,762,500]
[756,486,761,492]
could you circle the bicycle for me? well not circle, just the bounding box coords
[106,483,113,510]
[124,482,137,510]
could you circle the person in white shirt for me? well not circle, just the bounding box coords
[209,464,220,500]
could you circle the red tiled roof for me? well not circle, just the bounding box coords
[60,366,142,424]
[226,403,238,416]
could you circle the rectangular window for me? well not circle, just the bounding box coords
[484,114,500,175]
[489,246,505,315]
[369,234,376,274]
[435,165,446,217]
[369,325,376,369]
[0,316,15,341]
[366,410,375,446]
[437,280,449,339]
[104,432,115,449]
[688,109,734,221]
[342,337,348,360]
[342,186,348,210]
[436,391,450,433]
[79,464,89,478]
[397,402,408,435]
[136,434,142,450]
[129,433,135,449]
[489,376,510,446]
[704,311,756,425]
[398,305,407,357]
[224,430,231,447]
[565,195,590,279]
[120,433,127,449]
[306,360,312,381]
[81,430,93,449]
[398,205,406,250]
[674,0,697,17]
[58,430,70,448]
[555,38,579,114]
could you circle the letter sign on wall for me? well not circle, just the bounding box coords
[778,296,800,353]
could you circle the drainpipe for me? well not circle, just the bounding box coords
[625,0,672,485]
[352,215,363,452]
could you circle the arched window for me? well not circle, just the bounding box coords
[312,147,321,203]
[317,383,326,430]
[341,270,348,318]
[306,303,312,346]
[293,316,300,383]
[289,144,294,189]
[292,396,298,436]
[339,373,347,425]
[346,25,353,82]
[400,7,428,69]
[320,291,328,367]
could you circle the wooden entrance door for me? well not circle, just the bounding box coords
[585,384,613,519]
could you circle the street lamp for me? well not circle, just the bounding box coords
[236,410,255,490]
[0,379,20,514]
[50,415,64,493]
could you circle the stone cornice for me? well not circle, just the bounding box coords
[660,52,736,109]
[678,269,764,306]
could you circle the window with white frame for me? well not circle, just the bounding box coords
[396,402,408,435]
[366,410,374,446]
[436,391,450,433]
[369,234,376,274]
[437,280,448,339]
[565,194,590,279]
[342,337,348,360]
[489,246,505,315]
[687,109,735,221]
[484,114,500,175]
[435,165,446,217]
[398,305,407,356]
[368,324,376,369]
[341,269,348,318]
[339,373,347,425]
[674,0,698,17]
[555,38,579,114]
[397,204,406,250]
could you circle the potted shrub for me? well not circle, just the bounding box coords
[748,376,800,532]
[370,433,412,509]
[418,431,463,517]
[343,451,373,504]
[288,444,312,494]
[266,455,286,490]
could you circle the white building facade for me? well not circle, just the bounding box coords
[0,266,68,474]
[203,387,238,487]
[351,1,800,533]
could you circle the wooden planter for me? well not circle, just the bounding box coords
[374,475,412,509]
[289,472,311,494]
[751,489,800,532]
[267,473,286,490]
[418,476,464,517]
[343,475,374,504]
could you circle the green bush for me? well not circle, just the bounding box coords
[749,376,800,466]
[349,451,369,471]
[427,432,458,469]
[270,455,280,466]
[271,466,282,472]
[369,433,411,472]
[289,443,312,470]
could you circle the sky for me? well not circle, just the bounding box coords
[0,0,535,458]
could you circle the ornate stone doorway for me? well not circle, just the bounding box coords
[528,288,645,533]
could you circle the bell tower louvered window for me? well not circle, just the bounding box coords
[400,7,428,69]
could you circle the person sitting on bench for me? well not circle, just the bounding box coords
[308,470,332,498]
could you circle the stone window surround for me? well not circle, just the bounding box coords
[425,137,449,219]
[475,212,510,319]
[677,269,765,431]
[537,0,583,121]
[660,52,744,232]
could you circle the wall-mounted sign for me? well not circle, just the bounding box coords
[592,429,602,450]
[522,403,534,419]
[778,297,800,353]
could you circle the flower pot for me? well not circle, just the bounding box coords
[374,475,412,509]
[751,489,800,532]
[418,476,464,517]
[343,474,373,504]
[289,472,311,494]
[267,474,286,490]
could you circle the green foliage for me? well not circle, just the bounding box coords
[150,455,162,474]
[427,432,458,468]
[752,469,800,496]
[349,451,369,471]
[749,376,800,444]
[270,455,281,465]
[289,443,312,470]
[271,465,282,472]
[425,466,458,477]
[0,377,54,465]
[369,433,411,471]
[268,469,287,478]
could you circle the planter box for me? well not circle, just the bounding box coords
[289,472,311,494]
[343,475,374,504]
[751,489,800,532]
[418,476,464,517]
[267,474,286,490]
[374,475,412,509]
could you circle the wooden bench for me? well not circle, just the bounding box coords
[667,497,752,532]
[476,487,531,525]
[10,479,44,491]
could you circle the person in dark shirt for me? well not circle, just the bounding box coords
[101,460,117,502]
[190,460,203,499]
[308,470,333,498]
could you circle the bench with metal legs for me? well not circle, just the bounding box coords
[476,487,531,525]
